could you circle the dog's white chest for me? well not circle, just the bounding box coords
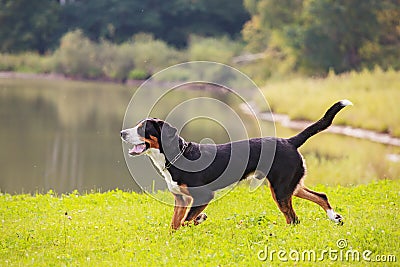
[146,148,185,195]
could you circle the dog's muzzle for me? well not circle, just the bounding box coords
[120,129,148,156]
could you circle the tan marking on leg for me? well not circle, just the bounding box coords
[269,185,299,224]
[294,185,331,211]
[171,194,192,230]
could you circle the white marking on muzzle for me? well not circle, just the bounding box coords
[121,125,143,145]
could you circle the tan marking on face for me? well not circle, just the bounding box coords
[143,135,159,149]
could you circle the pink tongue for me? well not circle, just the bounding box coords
[129,144,146,154]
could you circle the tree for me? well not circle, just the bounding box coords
[360,0,400,69]
[60,0,161,43]
[243,0,400,74]
[60,0,249,47]
[0,0,61,54]
[300,0,382,73]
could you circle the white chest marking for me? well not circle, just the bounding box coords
[146,148,187,196]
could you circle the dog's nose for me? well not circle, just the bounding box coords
[120,130,127,139]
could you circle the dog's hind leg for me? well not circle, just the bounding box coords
[294,185,343,224]
[185,190,214,226]
[185,204,209,225]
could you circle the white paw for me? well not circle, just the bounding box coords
[327,209,343,224]
[194,213,208,225]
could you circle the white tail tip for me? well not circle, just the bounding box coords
[340,99,353,106]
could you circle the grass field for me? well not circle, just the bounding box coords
[1,180,399,266]
[261,68,400,137]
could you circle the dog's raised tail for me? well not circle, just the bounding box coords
[288,100,353,148]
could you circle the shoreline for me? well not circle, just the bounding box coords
[2,71,400,147]
[0,71,145,86]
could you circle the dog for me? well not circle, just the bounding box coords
[121,100,352,229]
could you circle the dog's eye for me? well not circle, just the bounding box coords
[137,124,145,137]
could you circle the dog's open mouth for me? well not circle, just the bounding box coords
[128,143,147,155]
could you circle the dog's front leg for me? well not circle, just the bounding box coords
[171,194,191,230]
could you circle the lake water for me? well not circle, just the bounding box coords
[0,77,272,193]
[0,78,134,193]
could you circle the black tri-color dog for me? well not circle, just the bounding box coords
[121,100,352,229]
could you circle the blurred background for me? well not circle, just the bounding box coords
[0,0,399,193]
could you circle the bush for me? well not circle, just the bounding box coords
[51,31,186,81]
[0,54,18,71]
[53,30,102,79]
[1,31,245,82]
[98,41,135,81]
[130,33,185,74]
[128,69,150,80]
[188,35,242,64]
[0,53,54,73]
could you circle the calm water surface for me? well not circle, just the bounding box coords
[0,78,138,193]
[0,78,268,193]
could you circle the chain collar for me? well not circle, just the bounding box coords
[163,139,188,170]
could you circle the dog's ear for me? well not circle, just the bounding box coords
[159,121,179,155]
[149,118,163,134]
[160,121,177,139]
[156,119,164,130]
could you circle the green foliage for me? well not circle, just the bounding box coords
[0,180,399,265]
[243,0,400,75]
[58,0,248,47]
[299,0,382,73]
[50,31,185,80]
[0,0,249,53]
[129,34,185,74]
[60,0,159,43]
[188,36,243,64]
[53,30,102,79]
[0,53,54,73]
[1,31,247,81]
[98,40,135,81]
[128,69,150,80]
[0,0,61,54]
[1,0,398,76]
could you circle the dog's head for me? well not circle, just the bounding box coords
[120,118,178,156]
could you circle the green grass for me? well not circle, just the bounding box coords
[1,180,399,266]
[261,68,400,137]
